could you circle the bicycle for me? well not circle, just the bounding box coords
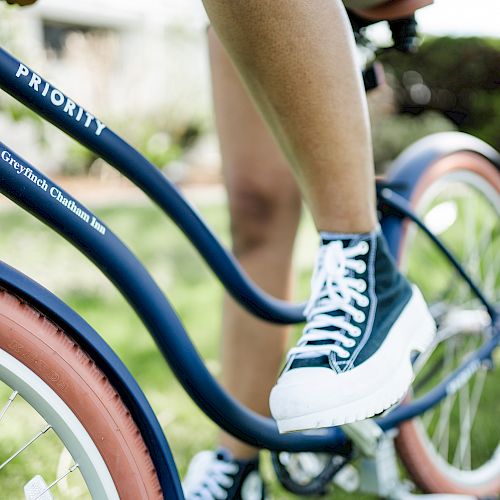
[0,10,498,500]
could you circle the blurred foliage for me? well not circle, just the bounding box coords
[372,111,456,171]
[59,90,207,177]
[131,118,204,171]
[0,97,46,138]
[379,36,500,151]
[63,142,98,176]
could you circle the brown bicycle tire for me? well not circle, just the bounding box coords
[395,151,500,495]
[0,288,163,499]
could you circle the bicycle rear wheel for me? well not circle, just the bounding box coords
[395,152,500,495]
[0,288,162,499]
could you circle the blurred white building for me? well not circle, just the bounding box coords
[0,0,216,174]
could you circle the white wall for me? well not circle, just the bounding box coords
[0,0,213,172]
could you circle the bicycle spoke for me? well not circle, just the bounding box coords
[466,198,498,304]
[483,248,499,299]
[0,425,52,471]
[431,340,457,459]
[421,407,435,430]
[443,272,468,310]
[433,392,455,460]
[463,190,477,263]
[476,215,496,280]
[33,463,79,500]
[453,368,489,470]
[453,379,472,470]
[467,368,487,432]
[0,390,18,424]
[446,186,498,300]
[477,213,494,251]
[413,340,439,378]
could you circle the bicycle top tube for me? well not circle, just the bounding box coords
[0,47,305,325]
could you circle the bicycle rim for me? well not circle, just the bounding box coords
[0,348,118,499]
[396,152,500,495]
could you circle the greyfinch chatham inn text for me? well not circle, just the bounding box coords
[1,149,106,236]
[15,63,107,137]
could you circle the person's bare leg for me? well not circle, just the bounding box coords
[199,0,435,438]
[202,0,377,233]
[209,29,301,459]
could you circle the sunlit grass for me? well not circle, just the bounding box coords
[0,194,497,499]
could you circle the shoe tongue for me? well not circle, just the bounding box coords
[291,354,331,370]
[304,233,367,349]
[321,236,350,247]
[320,232,359,247]
[320,228,376,246]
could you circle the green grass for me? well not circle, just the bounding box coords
[0,199,355,499]
[0,194,497,499]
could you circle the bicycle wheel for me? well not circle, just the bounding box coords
[0,288,162,499]
[394,152,500,495]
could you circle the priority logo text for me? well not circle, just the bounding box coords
[15,63,107,137]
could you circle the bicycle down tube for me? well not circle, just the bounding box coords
[0,48,498,449]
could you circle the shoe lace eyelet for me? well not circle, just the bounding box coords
[354,312,365,322]
[357,279,366,292]
[351,327,361,337]
[357,296,369,307]
[358,241,369,254]
[356,261,366,273]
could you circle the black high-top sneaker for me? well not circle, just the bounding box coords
[183,448,266,500]
[270,227,436,433]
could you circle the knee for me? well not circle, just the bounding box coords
[227,173,301,256]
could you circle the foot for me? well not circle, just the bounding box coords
[182,448,266,500]
[270,228,436,433]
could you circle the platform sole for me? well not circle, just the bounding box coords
[271,286,436,433]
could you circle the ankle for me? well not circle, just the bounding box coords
[316,218,378,236]
[319,224,381,243]
[218,436,260,462]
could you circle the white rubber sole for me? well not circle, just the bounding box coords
[270,286,436,433]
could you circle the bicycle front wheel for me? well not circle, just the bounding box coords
[395,151,500,495]
[0,288,162,499]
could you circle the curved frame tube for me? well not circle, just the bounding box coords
[0,48,304,324]
[0,140,349,452]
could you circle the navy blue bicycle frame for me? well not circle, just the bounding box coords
[0,46,498,488]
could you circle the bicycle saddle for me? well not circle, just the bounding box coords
[353,0,433,21]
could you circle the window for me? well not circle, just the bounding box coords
[42,20,108,57]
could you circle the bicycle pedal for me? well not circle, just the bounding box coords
[342,419,383,457]
[332,463,360,493]
[24,475,53,500]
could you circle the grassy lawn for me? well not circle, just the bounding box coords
[0,192,497,499]
[0,197,373,499]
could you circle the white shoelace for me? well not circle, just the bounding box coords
[183,451,239,500]
[289,240,370,361]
